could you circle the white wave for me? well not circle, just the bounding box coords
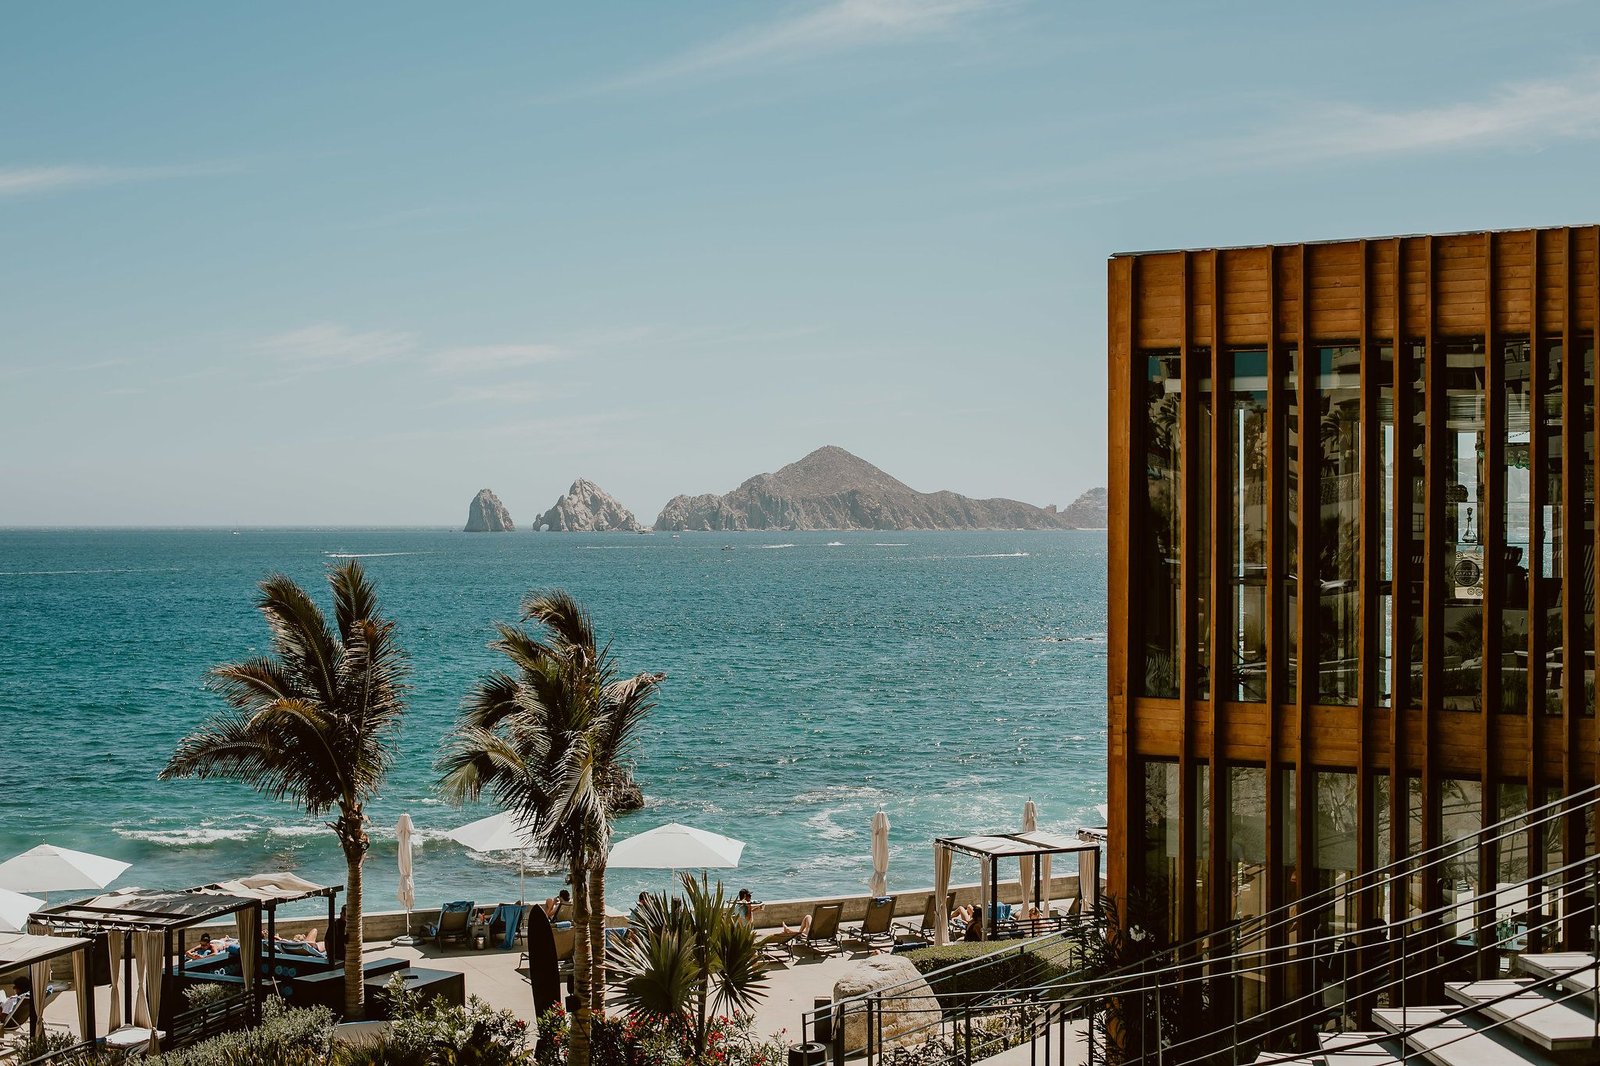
[267,825,324,839]
[117,826,256,847]
[872,543,909,547]
[793,854,858,871]
[962,552,1030,559]
[826,542,844,547]
[792,784,885,804]
[804,808,857,842]
[760,544,795,549]
[323,552,423,559]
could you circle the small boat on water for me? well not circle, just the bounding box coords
[721,545,735,552]
[826,541,843,547]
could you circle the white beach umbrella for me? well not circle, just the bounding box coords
[0,888,44,933]
[0,844,130,898]
[394,814,417,946]
[1019,800,1039,910]
[448,811,539,902]
[608,822,744,874]
[869,810,890,897]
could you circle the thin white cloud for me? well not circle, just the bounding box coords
[1254,61,1600,165]
[429,344,566,375]
[0,163,233,199]
[603,0,1006,90]
[256,324,418,366]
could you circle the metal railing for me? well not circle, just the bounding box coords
[816,782,1600,1066]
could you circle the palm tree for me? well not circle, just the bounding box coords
[611,876,769,1059]
[438,590,662,1066]
[159,561,408,1019]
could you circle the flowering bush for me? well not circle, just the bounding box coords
[535,1008,786,1066]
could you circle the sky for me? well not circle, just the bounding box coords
[4,1,1600,526]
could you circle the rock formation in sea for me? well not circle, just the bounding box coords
[464,489,515,533]
[652,445,1079,532]
[1058,487,1107,529]
[536,479,644,532]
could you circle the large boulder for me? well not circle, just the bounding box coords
[464,489,515,532]
[537,479,643,532]
[833,954,941,1053]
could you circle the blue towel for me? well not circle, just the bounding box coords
[491,903,527,950]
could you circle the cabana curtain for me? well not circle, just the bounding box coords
[932,845,952,946]
[134,931,163,1050]
[106,930,125,1032]
[71,948,91,1037]
[235,909,257,998]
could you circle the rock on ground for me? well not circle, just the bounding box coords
[833,953,941,1052]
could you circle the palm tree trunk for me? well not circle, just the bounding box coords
[342,842,365,1020]
[568,858,592,1066]
[587,860,609,1019]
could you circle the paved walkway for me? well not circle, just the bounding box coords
[39,935,885,1048]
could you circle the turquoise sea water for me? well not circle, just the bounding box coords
[0,529,1106,917]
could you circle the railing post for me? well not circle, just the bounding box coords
[963,1004,972,1066]
[1230,925,1239,1065]
[1155,980,1164,1066]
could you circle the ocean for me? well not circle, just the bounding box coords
[0,528,1106,918]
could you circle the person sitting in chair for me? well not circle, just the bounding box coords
[186,933,220,960]
[544,889,571,921]
[1,977,32,1030]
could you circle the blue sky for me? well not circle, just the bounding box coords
[4,1,1600,526]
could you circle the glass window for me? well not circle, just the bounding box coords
[1313,771,1359,935]
[1584,339,1596,716]
[1232,351,1269,701]
[1441,779,1484,940]
[1540,339,1564,717]
[1404,342,1426,708]
[1196,760,1211,933]
[1139,352,1182,697]
[1496,783,1529,942]
[1229,765,1267,922]
[1373,773,1393,918]
[1317,346,1362,704]
[1143,760,1181,942]
[1503,339,1532,714]
[1195,349,1214,696]
[1377,347,1395,707]
[1443,340,1486,711]
[1281,345,1300,701]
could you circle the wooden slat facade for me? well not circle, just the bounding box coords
[1107,227,1600,964]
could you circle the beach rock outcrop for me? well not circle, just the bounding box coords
[653,445,1076,532]
[605,772,645,814]
[1059,487,1107,529]
[833,954,940,1052]
[536,479,643,532]
[464,489,515,533]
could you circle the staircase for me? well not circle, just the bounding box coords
[1250,953,1600,1066]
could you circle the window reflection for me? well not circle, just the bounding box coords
[1503,339,1532,714]
[1232,352,1269,701]
[1443,341,1486,711]
[1318,347,1361,703]
[1140,352,1182,697]
[1540,340,1564,717]
[1195,349,1213,696]
[1143,760,1180,942]
[1281,346,1300,701]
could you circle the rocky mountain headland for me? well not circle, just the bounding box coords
[1055,487,1106,529]
[652,445,1099,532]
[464,489,515,533]
[537,479,644,532]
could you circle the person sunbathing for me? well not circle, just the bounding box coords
[544,889,571,921]
[780,913,812,937]
[186,933,221,960]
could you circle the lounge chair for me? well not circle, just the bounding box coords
[422,900,476,949]
[845,896,897,949]
[895,893,955,941]
[756,928,798,964]
[797,902,845,954]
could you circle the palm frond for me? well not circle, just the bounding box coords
[328,559,378,645]
[521,589,596,659]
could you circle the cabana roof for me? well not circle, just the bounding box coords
[31,887,260,932]
[0,931,92,972]
[195,872,340,906]
[937,829,1099,860]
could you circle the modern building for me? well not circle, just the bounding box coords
[1105,226,1599,963]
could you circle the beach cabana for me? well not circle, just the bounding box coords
[193,872,343,964]
[30,888,265,1053]
[932,831,1101,945]
[0,930,93,1046]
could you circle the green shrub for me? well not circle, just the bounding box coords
[152,998,335,1066]
[903,942,1076,1002]
[374,980,531,1066]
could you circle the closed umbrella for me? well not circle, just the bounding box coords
[0,844,129,901]
[394,814,417,946]
[1019,800,1039,912]
[448,812,539,902]
[869,810,890,897]
[0,888,43,933]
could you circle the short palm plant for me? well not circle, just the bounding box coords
[160,561,409,1019]
[611,876,769,1060]
[438,590,662,1066]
